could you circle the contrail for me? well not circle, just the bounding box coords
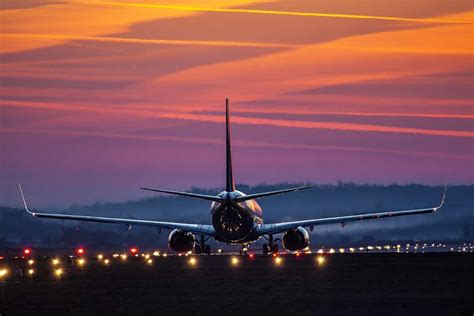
[85,1,474,24]
[2,33,300,48]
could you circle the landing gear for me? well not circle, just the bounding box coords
[239,244,249,255]
[195,235,211,255]
[195,245,202,254]
[262,234,279,255]
[263,244,270,255]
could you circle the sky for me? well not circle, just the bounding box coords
[0,0,473,208]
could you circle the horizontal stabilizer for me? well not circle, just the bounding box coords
[140,187,223,202]
[235,185,317,202]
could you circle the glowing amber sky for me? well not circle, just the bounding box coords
[0,0,473,207]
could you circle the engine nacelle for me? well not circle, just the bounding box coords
[168,229,195,253]
[282,227,310,251]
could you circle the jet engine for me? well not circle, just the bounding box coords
[282,227,310,251]
[168,229,195,252]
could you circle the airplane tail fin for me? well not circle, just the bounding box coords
[225,98,235,192]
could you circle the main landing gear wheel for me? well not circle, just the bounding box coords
[194,245,202,254]
[196,235,211,255]
[262,234,279,255]
[263,244,270,255]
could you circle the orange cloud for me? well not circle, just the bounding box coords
[0,0,273,53]
[145,17,472,103]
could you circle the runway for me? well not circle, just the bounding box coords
[0,253,472,315]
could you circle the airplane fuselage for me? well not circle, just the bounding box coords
[210,190,263,243]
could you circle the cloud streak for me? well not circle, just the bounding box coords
[2,100,473,138]
[2,33,301,48]
[88,1,474,24]
[2,127,472,161]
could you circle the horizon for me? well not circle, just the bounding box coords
[2,181,461,210]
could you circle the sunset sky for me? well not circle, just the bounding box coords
[1,0,473,208]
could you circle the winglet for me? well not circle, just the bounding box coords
[18,184,36,215]
[435,186,447,211]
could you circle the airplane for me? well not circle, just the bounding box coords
[18,98,446,255]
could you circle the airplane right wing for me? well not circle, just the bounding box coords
[257,187,446,236]
[19,184,215,236]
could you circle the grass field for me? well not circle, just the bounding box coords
[0,253,473,315]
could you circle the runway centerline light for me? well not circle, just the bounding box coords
[55,268,63,277]
[188,257,197,266]
[52,258,60,266]
[28,269,34,275]
[28,259,34,265]
[97,254,104,261]
[231,257,239,266]
[317,256,325,265]
[147,259,153,265]
[121,254,128,261]
[77,258,85,266]
[274,257,283,265]
[0,269,8,278]
[103,259,110,265]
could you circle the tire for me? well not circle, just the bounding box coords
[263,244,270,255]
[195,245,201,254]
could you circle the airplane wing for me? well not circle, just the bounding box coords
[256,187,446,236]
[18,184,215,236]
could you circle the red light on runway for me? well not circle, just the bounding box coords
[23,248,31,256]
[249,254,255,259]
[76,248,86,256]
[130,247,138,254]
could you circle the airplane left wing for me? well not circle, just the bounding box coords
[18,184,215,236]
[257,187,446,236]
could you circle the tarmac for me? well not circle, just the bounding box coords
[0,253,473,315]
